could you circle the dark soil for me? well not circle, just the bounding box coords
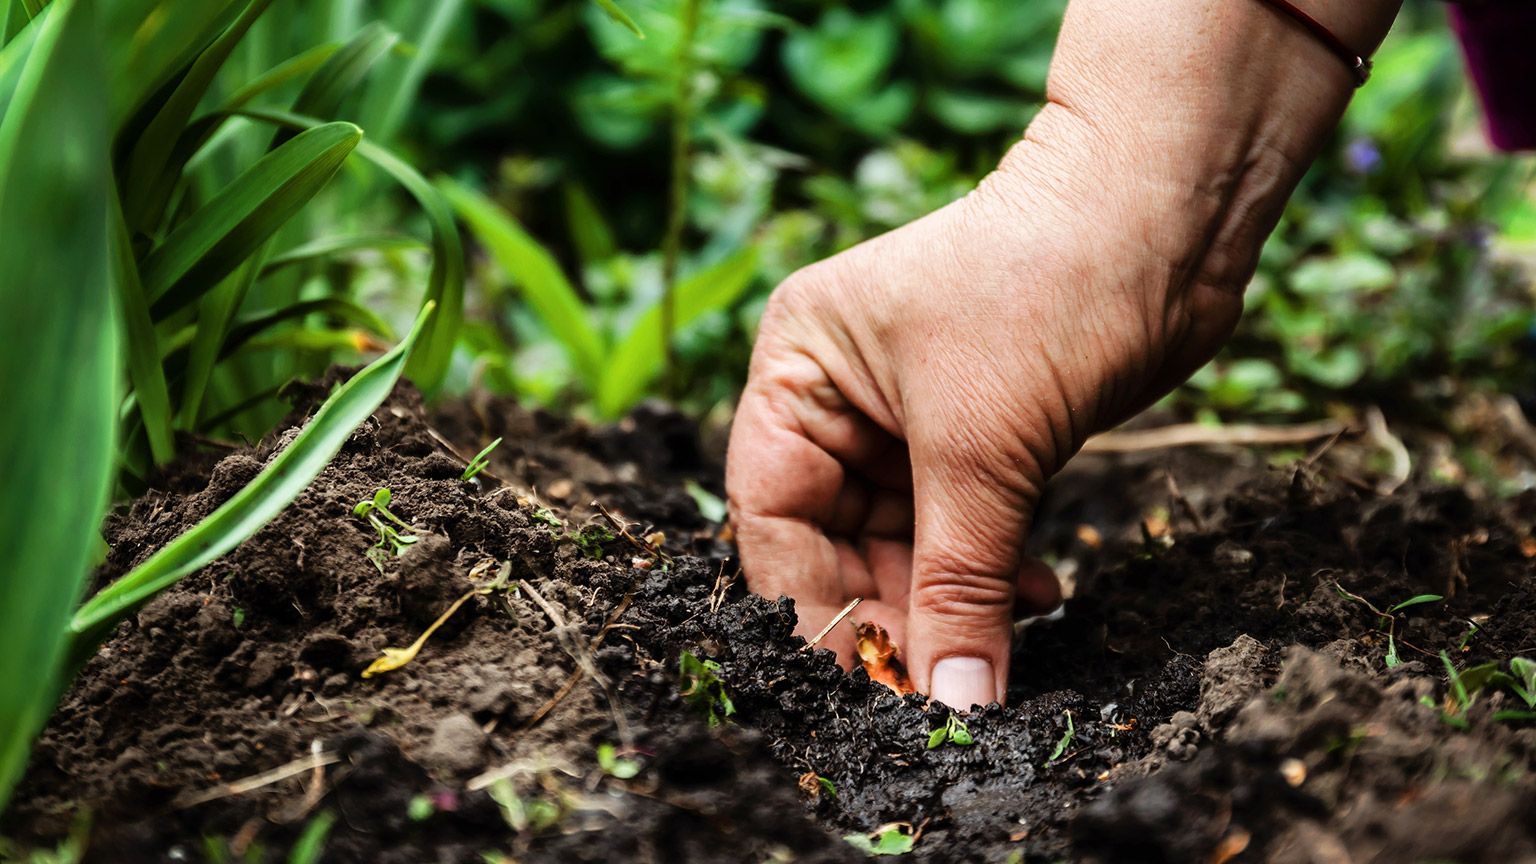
[9,372,1536,864]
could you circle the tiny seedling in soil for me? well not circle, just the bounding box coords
[1046,710,1076,765]
[531,508,563,532]
[927,713,974,748]
[353,489,421,572]
[407,795,435,822]
[487,778,565,835]
[679,651,735,726]
[1334,583,1442,668]
[460,437,503,481]
[596,743,640,779]
[844,823,917,856]
[231,608,245,629]
[572,524,615,560]
[288,810,336,864]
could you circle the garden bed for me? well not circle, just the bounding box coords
[9,372,1536,863]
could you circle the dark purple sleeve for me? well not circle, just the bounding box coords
[1449,2,1536,151]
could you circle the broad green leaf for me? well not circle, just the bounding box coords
[237,108,462,395]
[595,246,757,417]
[120,0,280,230]
[0,0,113,813]
[438,177,602,389]
[260,232,426,279]
[69,302,438,662]
[141,121,362,321]
[111,194,175,464]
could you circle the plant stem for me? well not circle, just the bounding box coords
[659,0,701,401]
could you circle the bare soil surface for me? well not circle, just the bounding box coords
[8,371,1536,864]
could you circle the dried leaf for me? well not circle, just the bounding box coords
[855,622,915,695]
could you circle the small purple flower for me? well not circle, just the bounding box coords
[1345,138,1383,175]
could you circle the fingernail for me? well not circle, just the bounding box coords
[930,657,995,709]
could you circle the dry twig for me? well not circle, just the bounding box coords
[1081,420,1348,454]
[800,597,861,652]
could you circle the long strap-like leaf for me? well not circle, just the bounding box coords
[0,0,114,815]
[437,176,604,390]
[239,108,463,396]
[140,121,361,321]
[69,301,438,663]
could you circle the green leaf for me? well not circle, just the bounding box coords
[359,0,465,144]
[287,810,335,864]
[68,303,438,663]
[0,5,44,120]
[111,193,175,464]
[844,827,916,856]
[595,246,757,418]
[1386,594,1444,614]
[564,181,617,264]
[223,42,342,112]
[103,0,243,124]
[236,108,463,395]
[260,231,426,280]
[438,177,604,388]
[1289,253,1395,296]
[926,727,946,749]
[287,21,397,126]
[0,0,114,813]
[120,0,280,230]
[177,253,262,428]
[589,0,643,37]
[220,297,395,358]
[141,121,362,321]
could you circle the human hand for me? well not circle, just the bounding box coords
[725,0,1399,709]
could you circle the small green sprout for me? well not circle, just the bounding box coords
[844,824,916,856]
[487,778,564,834]
[1046,710,1075,765]
[679,651,735,726]
[461,437,503,481]
[353,489,420,572]
[573,524,615,560]
[407,795,434,822]
[1458,620,1484,651]
[231,607,245,629]
[287,810,335,864]
[1334,583,1443,668]
[531,508,563,533]
[597,743,641,779]
[684,479,727,522]
[818,776,837,799]
[927,713,973,748]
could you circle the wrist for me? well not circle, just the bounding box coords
[990,0,1400,295]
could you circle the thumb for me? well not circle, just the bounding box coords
[905,443,1049,710]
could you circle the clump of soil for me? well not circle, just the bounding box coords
[7,372,1536,863]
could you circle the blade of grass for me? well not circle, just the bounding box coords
[595,246,757,417]
[360,0,464,144]
[590,0,643,37]
[103,0,243,124]
[0,0,113,813]
[221,296,395,354]
[260,232,426,279]
[237,107,462,395]
[178,253,262,429]
[437,177,604,389]
[141,121,362,321]
[120,0,280,230]
[277,20,397,146]
[111,193,176,464]
[69,302,438,661]
[563,181,617,264]
[0,5,43,118]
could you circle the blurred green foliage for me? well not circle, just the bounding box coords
[393,0,1536,424]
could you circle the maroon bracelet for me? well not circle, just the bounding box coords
[1253,0,1373,86]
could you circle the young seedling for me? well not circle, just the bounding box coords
[679,651,735,726]
[927,713,974,749]
[1046,710,1076,766]
[460,437,503,481]
[596,743,641,779]
[353,489,421,572]
[1334,583,1443,668]
[487,778,565,835]
[572,524,615,560]
[844,823,917,856]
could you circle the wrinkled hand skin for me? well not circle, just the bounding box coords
[726,121,1242,710]
[725,0,1397,711]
